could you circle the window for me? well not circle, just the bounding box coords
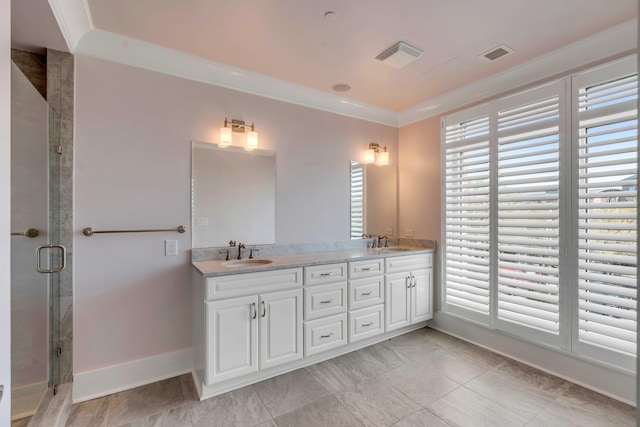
[574,67,638,366]
[443,107,491,323]
[350,161,364,239]
[442,57,637,370]
[496,83,563,346]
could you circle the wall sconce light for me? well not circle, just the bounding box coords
[220,118,259,151]
[365,142,389,166]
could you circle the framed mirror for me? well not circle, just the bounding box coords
[191,141,276,248]
[350,161,398,239]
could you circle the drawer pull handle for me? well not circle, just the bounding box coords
[361,292,372,296]
[320,299,333,304]
[320,333,334,338]
[261,301,266,317]
[251,302,257,319]
[319,272,334,277]
[362,322,373,327]
[361,267,372,271]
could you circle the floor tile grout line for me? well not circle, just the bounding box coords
[423,406,456,427]
[326,391,366,427]
[250,383,279,424]
[377,375,425,413]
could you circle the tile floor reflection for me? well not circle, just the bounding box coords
[17,327,634,427]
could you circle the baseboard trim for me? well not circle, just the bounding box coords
[429,313,636,406]
[72,347,193,403]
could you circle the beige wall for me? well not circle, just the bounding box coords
[398,116,441,241]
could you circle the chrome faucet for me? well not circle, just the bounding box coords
[362,234,375,248]
[237,243,246,260]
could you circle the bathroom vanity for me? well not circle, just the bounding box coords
[191,247,433,400]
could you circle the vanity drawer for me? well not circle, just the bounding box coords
[348,304,384,343]
[205,268,302,300]
[304,263,348,286]
[304,313,347,356]
[349,259,384,279]
[304,282,347,321]
[348,276,384,310]
[385,254,431,274]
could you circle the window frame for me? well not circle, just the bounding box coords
[440,55,637,371]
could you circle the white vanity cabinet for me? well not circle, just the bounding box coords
[199,268,303,385]
[192,249,434,400]
[385,254,432,332]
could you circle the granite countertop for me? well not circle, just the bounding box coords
[193,245,434,277]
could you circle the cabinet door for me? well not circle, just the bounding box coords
[411,268,432,323]
[260,289,303,370]
[385,272,411,332]
[206,295,258,384]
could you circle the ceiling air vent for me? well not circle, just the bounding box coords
[375,41,423,68]
[480,44,514,61]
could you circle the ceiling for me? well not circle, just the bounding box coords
[11,0,638,113]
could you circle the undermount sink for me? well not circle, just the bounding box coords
[222,259,274,267]
[377,247,413,253]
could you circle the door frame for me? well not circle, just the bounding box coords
[1,0,13,423]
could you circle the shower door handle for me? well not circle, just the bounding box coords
[36,244,66,273]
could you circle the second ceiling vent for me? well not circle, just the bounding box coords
[480,44,514,61]
[375,41,423,68]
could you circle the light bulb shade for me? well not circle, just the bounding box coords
[377,150,389,166]
[365,148,375,164]
[246,130,259,151]
[219,126,232,147]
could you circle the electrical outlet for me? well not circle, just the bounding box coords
[165,240,178,256]
[385,227,393,236]
[405,228,414,237]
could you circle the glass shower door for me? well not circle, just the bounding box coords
[10,62,62,421]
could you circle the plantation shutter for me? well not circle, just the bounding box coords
[495,83,562,342]
[350,161,364,239]
[443,106,492,322]
[574,60,637,363]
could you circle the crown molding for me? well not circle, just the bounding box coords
[48,0,93,51]
[398,19,637,126]
[74,29,399,126]
[49,0,636,128]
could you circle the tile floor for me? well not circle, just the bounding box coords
[17,327,636,427]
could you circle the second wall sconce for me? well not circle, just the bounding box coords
[220,118,259,151]
[365,142,389,166]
